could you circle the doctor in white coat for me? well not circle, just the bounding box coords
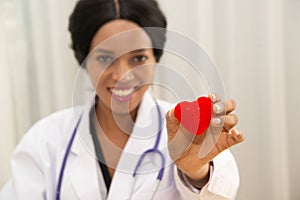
[1,0,245,199]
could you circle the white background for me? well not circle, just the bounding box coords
[0,0,299,199]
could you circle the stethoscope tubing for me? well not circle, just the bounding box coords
[133,98,165,180]
[56,97,164,200]
[56,114,83,200]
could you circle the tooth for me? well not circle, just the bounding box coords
[112,88,134,97]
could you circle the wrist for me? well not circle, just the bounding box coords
[185,163,210,189]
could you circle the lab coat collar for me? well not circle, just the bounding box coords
[71,91,159,156]
[66,94,103,199]
[107,92,168,199]
[68,91,166,199]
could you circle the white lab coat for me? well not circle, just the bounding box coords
[1,92,240,200]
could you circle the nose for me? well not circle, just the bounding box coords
[111,58,134,83]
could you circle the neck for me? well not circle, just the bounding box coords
[95,100,138,136]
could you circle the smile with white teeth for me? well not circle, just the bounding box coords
[111,88,135,97]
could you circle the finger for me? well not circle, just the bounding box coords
[213,128,245,154]
[213,99,236,115]
[227,128,245,144]
[166,109,180,139]
[222,114,238,131]
[208,117,224,137]
[208,93,221,103]
[213,102,225,115]
[166,109,178,124]
[224,99,236,114]
[209,114,239,135]
[210,117,223,126]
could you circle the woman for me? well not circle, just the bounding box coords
[1,0,244,199]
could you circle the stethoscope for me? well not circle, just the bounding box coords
[56,97,165,200]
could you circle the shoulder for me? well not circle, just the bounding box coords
[17,106,84,152]
[31,107,82,135]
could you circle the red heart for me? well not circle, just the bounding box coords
[174,97,213,136]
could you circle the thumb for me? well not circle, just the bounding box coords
[166,109,180,139]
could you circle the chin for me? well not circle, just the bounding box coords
[110,98,140,115]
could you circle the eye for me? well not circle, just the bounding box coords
[97,55,114,64]
[131,55,148,63]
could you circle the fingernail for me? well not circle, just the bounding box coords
[168,110,172,118]
[211,117,222,125]
[234,129,240,136]
[210,93,217,102]
[213,103,223,114]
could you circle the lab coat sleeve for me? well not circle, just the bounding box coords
[173,150,240,200]
[1,120,53,200]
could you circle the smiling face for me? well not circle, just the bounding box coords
[86,19,156,116]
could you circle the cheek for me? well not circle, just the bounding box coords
[135,66,155,83]
[86,68,107,89]
[95,76,109,94]
[86,58,105,86]
[149,68,155,80]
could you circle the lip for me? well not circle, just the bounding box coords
[108,85,140,102]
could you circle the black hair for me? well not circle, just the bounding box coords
[69,0,167,66]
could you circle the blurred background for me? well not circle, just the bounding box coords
[0,0,299,199]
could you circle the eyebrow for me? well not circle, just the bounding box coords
[94,48,149,54]
[94,48,114,54]
[130,48,149,54]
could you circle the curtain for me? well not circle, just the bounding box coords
[0,0,79,188]
[1,0,299,199]
[158,0,299,199]
[0,0,30,187]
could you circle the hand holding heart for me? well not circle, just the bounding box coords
[166,94,245,187]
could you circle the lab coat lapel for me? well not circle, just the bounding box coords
[107,92,165,199]
[66,99,104,200]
